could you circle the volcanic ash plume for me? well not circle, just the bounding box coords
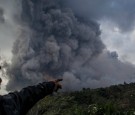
[6,0,104,90]
[6,0,135,91]
[0,7,5,23]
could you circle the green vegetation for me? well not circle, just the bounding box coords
[27,82,135,115]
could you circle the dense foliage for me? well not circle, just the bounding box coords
[27,82,135,115]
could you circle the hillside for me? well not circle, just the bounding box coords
[27,82,135,115]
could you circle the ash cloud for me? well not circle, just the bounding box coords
[6,0,135,91]
[0,7,5,23]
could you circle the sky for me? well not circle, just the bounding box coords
[1,0,135,94]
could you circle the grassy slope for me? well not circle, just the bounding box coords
[27,82,135,115]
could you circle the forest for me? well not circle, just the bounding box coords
[27,82,135,115]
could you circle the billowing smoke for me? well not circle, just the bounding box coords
[6,0,135,91]
[0,7,5,23]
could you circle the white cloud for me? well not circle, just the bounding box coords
[0,74,8,95]
[100,19,135,64]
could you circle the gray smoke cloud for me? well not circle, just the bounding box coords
[0,0,22,59]
[0,7,5,23]
[63,0,135,32]
[6,0,135,91]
